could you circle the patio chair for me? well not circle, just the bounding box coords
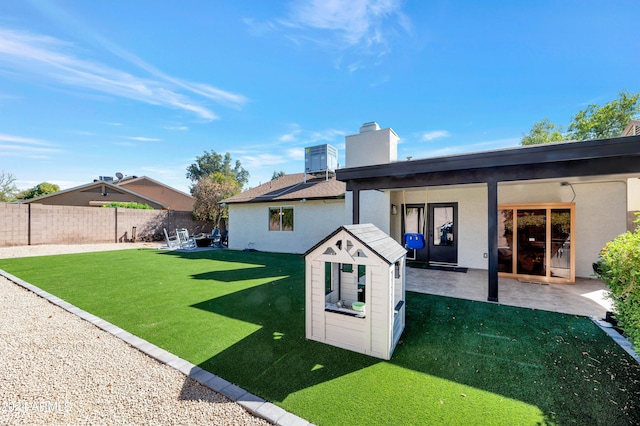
[163,228,180,249]
[176,228,196,249]
[211,228,221,247]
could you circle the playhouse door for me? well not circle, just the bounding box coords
[428,203,458,265]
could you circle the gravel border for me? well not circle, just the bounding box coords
[0,244,312,425]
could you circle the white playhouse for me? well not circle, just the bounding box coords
[304,223,407,360]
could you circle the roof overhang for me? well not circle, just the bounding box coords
[336,135,640,191]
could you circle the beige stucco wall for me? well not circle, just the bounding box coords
[345,127,398,168]
[227,199,345,254]
[499,180,628,278]
[386,180,628,278]
[628,178,640,210]
[344,190,391,234]
[394,186,488,270]
[628,178,640,231]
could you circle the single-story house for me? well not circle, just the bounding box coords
[222,172,346,253]
[115,176,194,211]
[224,122,640,302]
[21,176,194,211]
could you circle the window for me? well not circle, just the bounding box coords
[269,207,294,231]
[357,265,366,303]
[325,262,333,295]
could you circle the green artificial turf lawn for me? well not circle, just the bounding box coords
[2,249,639,425]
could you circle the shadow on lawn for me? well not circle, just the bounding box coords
[190,276,640,425]
[147,249,640,424]
[191,283,381,403]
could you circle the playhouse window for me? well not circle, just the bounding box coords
[357,265,366,303]
[269,207,294,231]
[323,262,366,318]
[325,262,334,295]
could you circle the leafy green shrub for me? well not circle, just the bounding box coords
[595,213,640,347]
[102,202,153,210]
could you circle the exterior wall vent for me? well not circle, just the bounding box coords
[305,144,338,174]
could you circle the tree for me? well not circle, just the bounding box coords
[191,172,242,225]
[0,170,19,202]
[271,171,286,180]
[521,119,564,146]
[186,150,249,188]
[521,91,640,145]
[18,182,60,200]
[568,91,640,141]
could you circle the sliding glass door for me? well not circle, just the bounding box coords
[498,203,575,283]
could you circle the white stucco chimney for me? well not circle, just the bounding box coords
[345,122,399,168]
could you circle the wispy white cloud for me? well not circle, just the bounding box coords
[306,128,346,143]
[239,153,290,169]
[287,147,305,160]
[123,136,162,142]
[286,0,408,48]
[0,133,59,157]
[276,124,344,146]
[165,125,189,131]
[0,27,248,120]
[409,137,520,160]
[279,124,302,142]
[253,0,411,60]
[421,130,451,142]
[0,133,50,145]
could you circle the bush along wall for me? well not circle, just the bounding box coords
[102,202,153,210]
[596,213,640,348]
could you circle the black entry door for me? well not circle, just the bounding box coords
[428,202,458,264]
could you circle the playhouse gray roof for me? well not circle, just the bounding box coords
[305,223,406,265]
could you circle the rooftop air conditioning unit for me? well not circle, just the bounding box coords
[99,176,114,182]
[305,144,338,174]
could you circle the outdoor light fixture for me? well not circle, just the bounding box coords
[391,204,398,215]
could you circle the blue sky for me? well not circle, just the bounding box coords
[1,1,639,193]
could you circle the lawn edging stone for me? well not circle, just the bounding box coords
[0,269,314,426]
[591,316,640,364]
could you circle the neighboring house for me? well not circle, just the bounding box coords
[222,172,346,253]
[621,119,640,137]
[115,176,194,211]
[225,121,640,304]
[21,176,193,211]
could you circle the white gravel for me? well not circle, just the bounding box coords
[0,243,272,425]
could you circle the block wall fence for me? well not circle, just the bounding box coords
[0,203,209,247]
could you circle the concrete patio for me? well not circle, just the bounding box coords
[406,266,613,319]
